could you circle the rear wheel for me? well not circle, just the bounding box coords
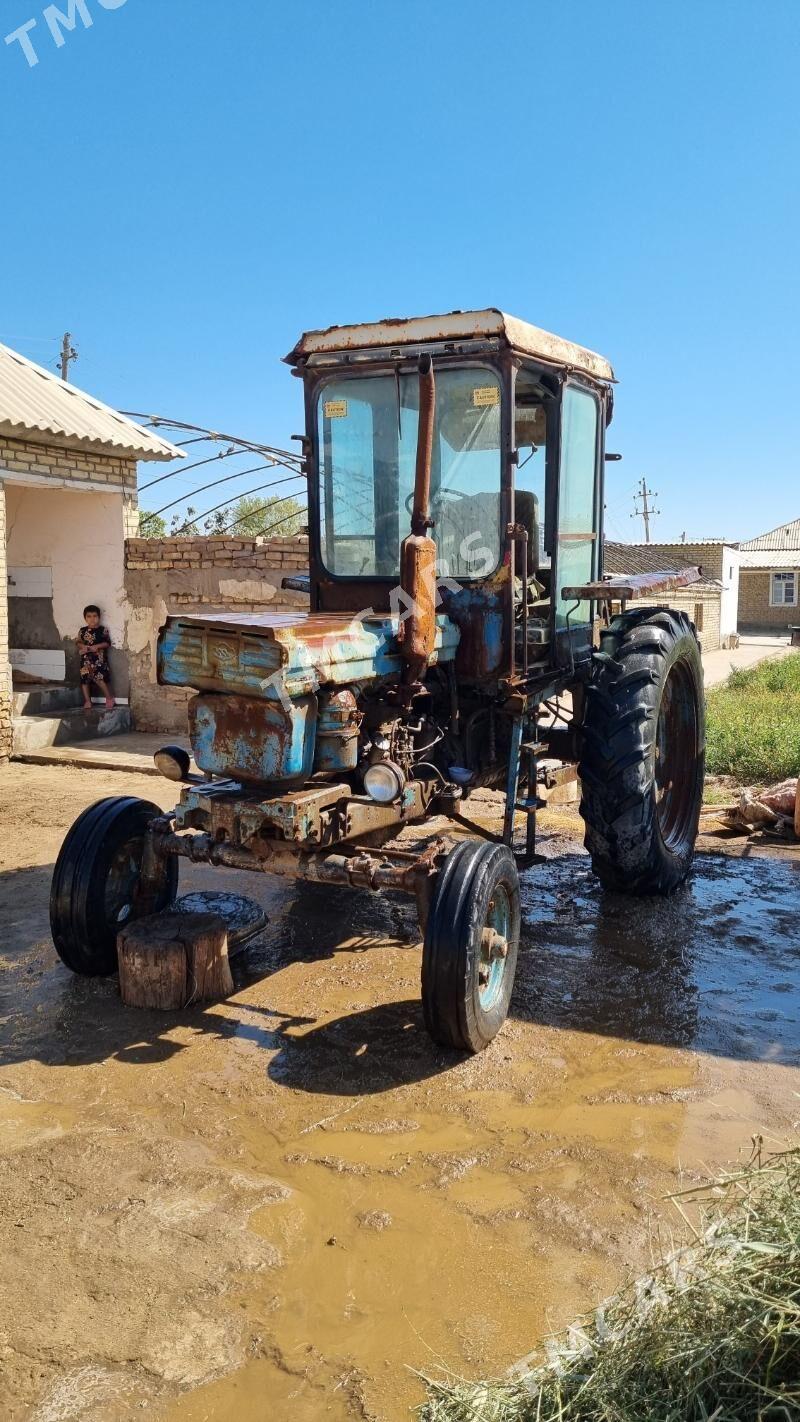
[578,608,705,894]
[50,797,178,976]
[421,839,521,1053]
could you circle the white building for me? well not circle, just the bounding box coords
[0,343,181,762]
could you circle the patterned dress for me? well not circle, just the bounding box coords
[78,625,112,685]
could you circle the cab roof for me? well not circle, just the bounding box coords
[286,308,615,383]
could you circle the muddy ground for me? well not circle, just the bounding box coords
[1,762,799,1422]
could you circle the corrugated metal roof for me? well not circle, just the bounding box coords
[629,538,730,547]
[286,309,615,383]
[740,518,800,552]
[0,343,183,462]
[739,549,800,569]
[604,541,721,590]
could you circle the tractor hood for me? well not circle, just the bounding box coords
[157,608,460,702]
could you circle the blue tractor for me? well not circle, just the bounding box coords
[50,311,705,1052]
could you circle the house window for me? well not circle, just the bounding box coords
[770,571,797,607]
[694,602,704,632]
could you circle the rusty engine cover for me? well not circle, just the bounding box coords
[189,692,317,786]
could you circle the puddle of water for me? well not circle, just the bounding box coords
[3,816,800,1422]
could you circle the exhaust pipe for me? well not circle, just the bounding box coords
[399,355,438,687]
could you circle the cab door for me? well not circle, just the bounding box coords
[553,382,601,664]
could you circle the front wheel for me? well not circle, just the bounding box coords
[50,797,178,976]
[578,608,705,894]
[421,839,521,1053]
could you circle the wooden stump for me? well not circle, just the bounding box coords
[118,911,233,1010]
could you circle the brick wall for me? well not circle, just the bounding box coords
[0,436,137,491]
[652,586,721,653]
[124,536,309,733]
[0,483,11,762]
[125,535,308,580]
[644,542,726,580]
[739,569,799,630]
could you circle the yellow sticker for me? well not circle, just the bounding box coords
[324,399,348,419]
[473,385,500,408]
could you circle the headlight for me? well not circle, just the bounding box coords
[363,760,405,804]
[154,744,192,782]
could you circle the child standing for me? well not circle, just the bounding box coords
[77,605,115,710]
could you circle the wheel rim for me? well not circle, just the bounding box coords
[654,658,699,851]
[104,833,145,929]
[478,884,511,1011]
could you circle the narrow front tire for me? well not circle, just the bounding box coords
[50,797,178,976]
[421,839,521,1053]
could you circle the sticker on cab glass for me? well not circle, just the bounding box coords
[473,386,499,408]
[324,399,348,419]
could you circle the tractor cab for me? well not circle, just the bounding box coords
[286,308,616,679]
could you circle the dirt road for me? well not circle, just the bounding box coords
[1,763,798,1421]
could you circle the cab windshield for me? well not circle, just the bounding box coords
[317,366,502,579]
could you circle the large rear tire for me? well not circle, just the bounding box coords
[421,839,520,1053]
[578,608,705,894]
[50,797,178,976]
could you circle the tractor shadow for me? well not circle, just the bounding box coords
[269,845,800,1091]
[0,868,447,1091]
[1,849,799,1080]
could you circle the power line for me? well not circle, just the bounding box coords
[0,334,59,346]
[631,476,660,543]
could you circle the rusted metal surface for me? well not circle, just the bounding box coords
[158,608,460,701]
[175,779,351,845]
[399,355,438,686]
[314,689,361,773]
[562,567,702,601]
[189,691,316,786]
[172,775,438,851]
[285,309,615,383]
[508,523,530,675]
[437,575,506,681]
[151,819,450,896]
[399,537,437,675]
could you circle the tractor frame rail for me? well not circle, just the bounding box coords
[149,817,449,896]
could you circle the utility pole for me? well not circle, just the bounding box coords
[631,476,660,543]
[59,332,78,383]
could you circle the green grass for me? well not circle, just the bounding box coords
[419,1144,800,1422]
[706,654,800,783]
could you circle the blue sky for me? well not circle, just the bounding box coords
[1,0,798,542]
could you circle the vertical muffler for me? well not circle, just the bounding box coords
[398,354,437,688]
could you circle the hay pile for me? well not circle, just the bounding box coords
[420,1145,800,1422]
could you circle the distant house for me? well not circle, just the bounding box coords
[603,540,740,652]
[0,343,182,763]
[738,519,800,632]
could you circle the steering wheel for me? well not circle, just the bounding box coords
[404,486,467,515]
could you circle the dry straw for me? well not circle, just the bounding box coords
[420,1142,800,1422]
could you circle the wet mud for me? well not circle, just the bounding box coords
[0,764,798,1421]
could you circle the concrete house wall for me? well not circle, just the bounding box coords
[0,342,180,763]
[6,479,136,695]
